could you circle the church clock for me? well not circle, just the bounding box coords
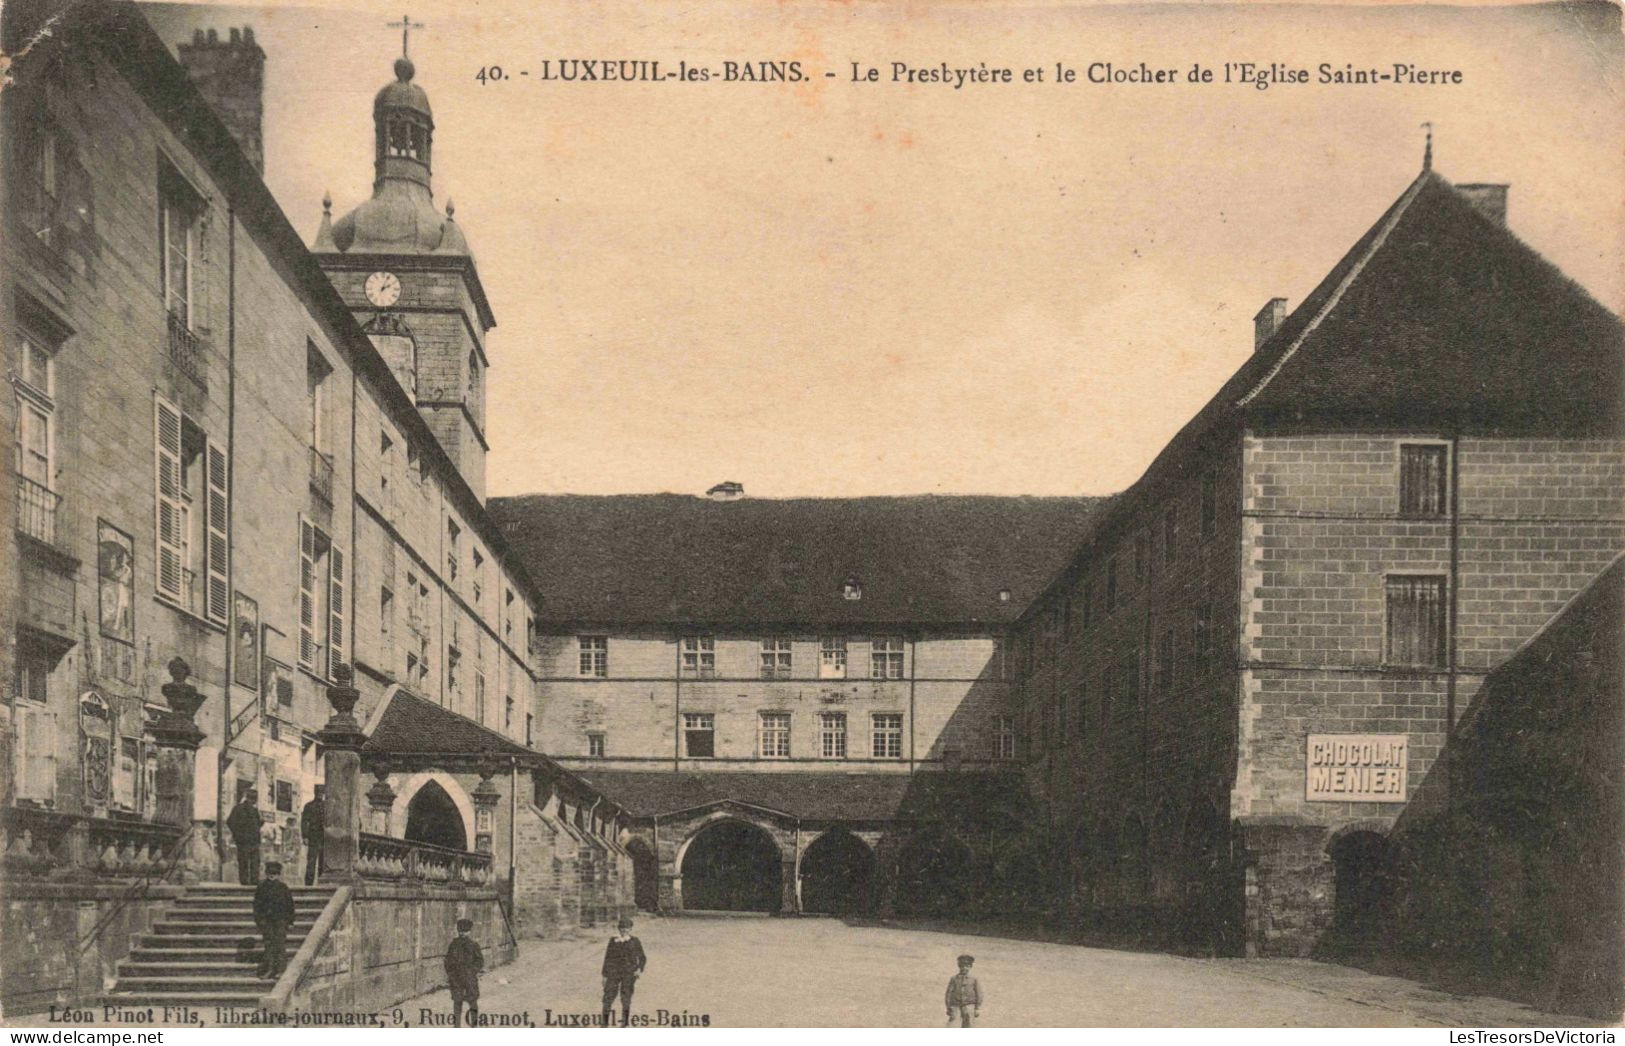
[364,270,401,308]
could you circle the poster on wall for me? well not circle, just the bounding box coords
[233,591,260,690]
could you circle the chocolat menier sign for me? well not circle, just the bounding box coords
[1305,734,1408,803]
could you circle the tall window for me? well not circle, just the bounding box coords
[474,667,486,722]
[525,713,534,747]
[1399,443,1448,518]
[14,328,56,543]
[297,516,344,678]
[446,519,460,580]
[871,637,905,680]
[994,715,1016,760]
[505,695,514,730]
[759,712,790,758]
[578,635,607,677]
[1385,575,1446,667]
[160,171,201,327]
[681,636,715,677]
[818,712,847,759]
[588,732,606,758]
[155,394,228,623]
[819,637,847,679]
[471,548,484,608]
[446,645,461,699]
[760,637,792,679]
[871,713,903,759]
[683,712,715,758]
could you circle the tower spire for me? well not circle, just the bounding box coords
[1421,121,1433,172]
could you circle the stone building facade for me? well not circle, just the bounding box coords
[0,0,628,1015]
[1012,168,1625,958]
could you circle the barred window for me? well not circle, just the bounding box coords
[819,712,847,759]
[871,637,905,680]
[871,713,903,759]
[681,635,715,677]
[760,637,792,679]
[759,712,791,758]
[1385,575,1447,667]
[1399,443,1448,518]
[578,635,607,677]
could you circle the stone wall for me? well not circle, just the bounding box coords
[0,882,181,1016]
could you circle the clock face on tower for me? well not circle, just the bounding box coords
[364,270,401,308]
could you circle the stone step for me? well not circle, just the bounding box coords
[153,919,316,935]
[127,946,247,962]
[184,885,336,894]
[118,961,266,978]
[110,977,279,995]
[167,907,325,920]
[103,992,267,1007]
[134,934,307,950]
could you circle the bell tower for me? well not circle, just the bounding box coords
[312,45,495,502]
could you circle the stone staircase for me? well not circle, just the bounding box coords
[105,883,337,1008]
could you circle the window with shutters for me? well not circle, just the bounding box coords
[11,642,58,803]
[297,516,345,679]
[1399,443,1449,518]
[153,394,226,623]
[1385,575,1447,668]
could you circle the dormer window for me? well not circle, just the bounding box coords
[843,577,862,601]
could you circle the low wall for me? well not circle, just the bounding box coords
[278,882,516,1017]
[0,880,182,1016]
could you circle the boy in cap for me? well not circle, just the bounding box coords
[600,916,647,1028]
[252,861,295,980]
[445,917,485,1027]
[944,954,982,1027]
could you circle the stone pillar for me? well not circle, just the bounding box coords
[472,765,500,854]
[779,857,799,915]
[365,768,396,834]
[152,657,210,882]
[318,665,367,882]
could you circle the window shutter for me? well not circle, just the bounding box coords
[154,394,185,601]
[298,517,317,671]
[204,438,229,624]
[328,543,346,677]
[17,707,58,802]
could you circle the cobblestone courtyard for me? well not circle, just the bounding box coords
[399,915,1581,1028]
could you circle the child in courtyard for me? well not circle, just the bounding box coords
[445,917,485,1027]
[944,953,982,1027]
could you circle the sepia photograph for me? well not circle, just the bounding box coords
[0,0,1621,1031]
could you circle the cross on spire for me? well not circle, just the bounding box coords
[386,13,424,59]
[1421,121,1433,172]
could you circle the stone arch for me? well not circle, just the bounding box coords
[798,829,876,915]
[676,816,782,912]
[625,836,660,912]
[388,769,476,849]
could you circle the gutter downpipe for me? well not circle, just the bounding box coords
[217,202,237,882]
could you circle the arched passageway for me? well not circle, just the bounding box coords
[680,819,781,912]
[1329,830,1390,951]
[405,780,467,851]
[626,838,660,911]
[800,831,875,915]
[893,829,972,916]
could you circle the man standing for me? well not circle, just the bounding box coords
[253,860,295,980]
[300,785,325,886]
[944,954,982,1027]
[600,916,646,1028]
[226,789,261,886]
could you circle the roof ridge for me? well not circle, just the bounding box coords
[1236,169,1437,408]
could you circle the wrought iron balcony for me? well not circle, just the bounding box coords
[14,472,60,545]
[309,446,334,505]
[165,309,206,387]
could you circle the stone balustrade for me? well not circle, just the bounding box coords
[2,806,185,880]
[357,831,492,886]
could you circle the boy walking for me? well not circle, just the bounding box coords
[600,916,647,1028]
[445,917,484,1027]
[252,861,295,980]
[944,954,982,1027]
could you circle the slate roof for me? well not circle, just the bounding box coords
[363,686,539,761]
[570,768,1021,822]
[1022,170,1625,618]
[489,495,1109,629]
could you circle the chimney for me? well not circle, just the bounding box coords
[177,26,266,176]
[705,481,745,501]
[1455,184,1508,226]
[1253,297,1289,351]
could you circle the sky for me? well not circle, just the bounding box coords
[143,0,1625,499]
